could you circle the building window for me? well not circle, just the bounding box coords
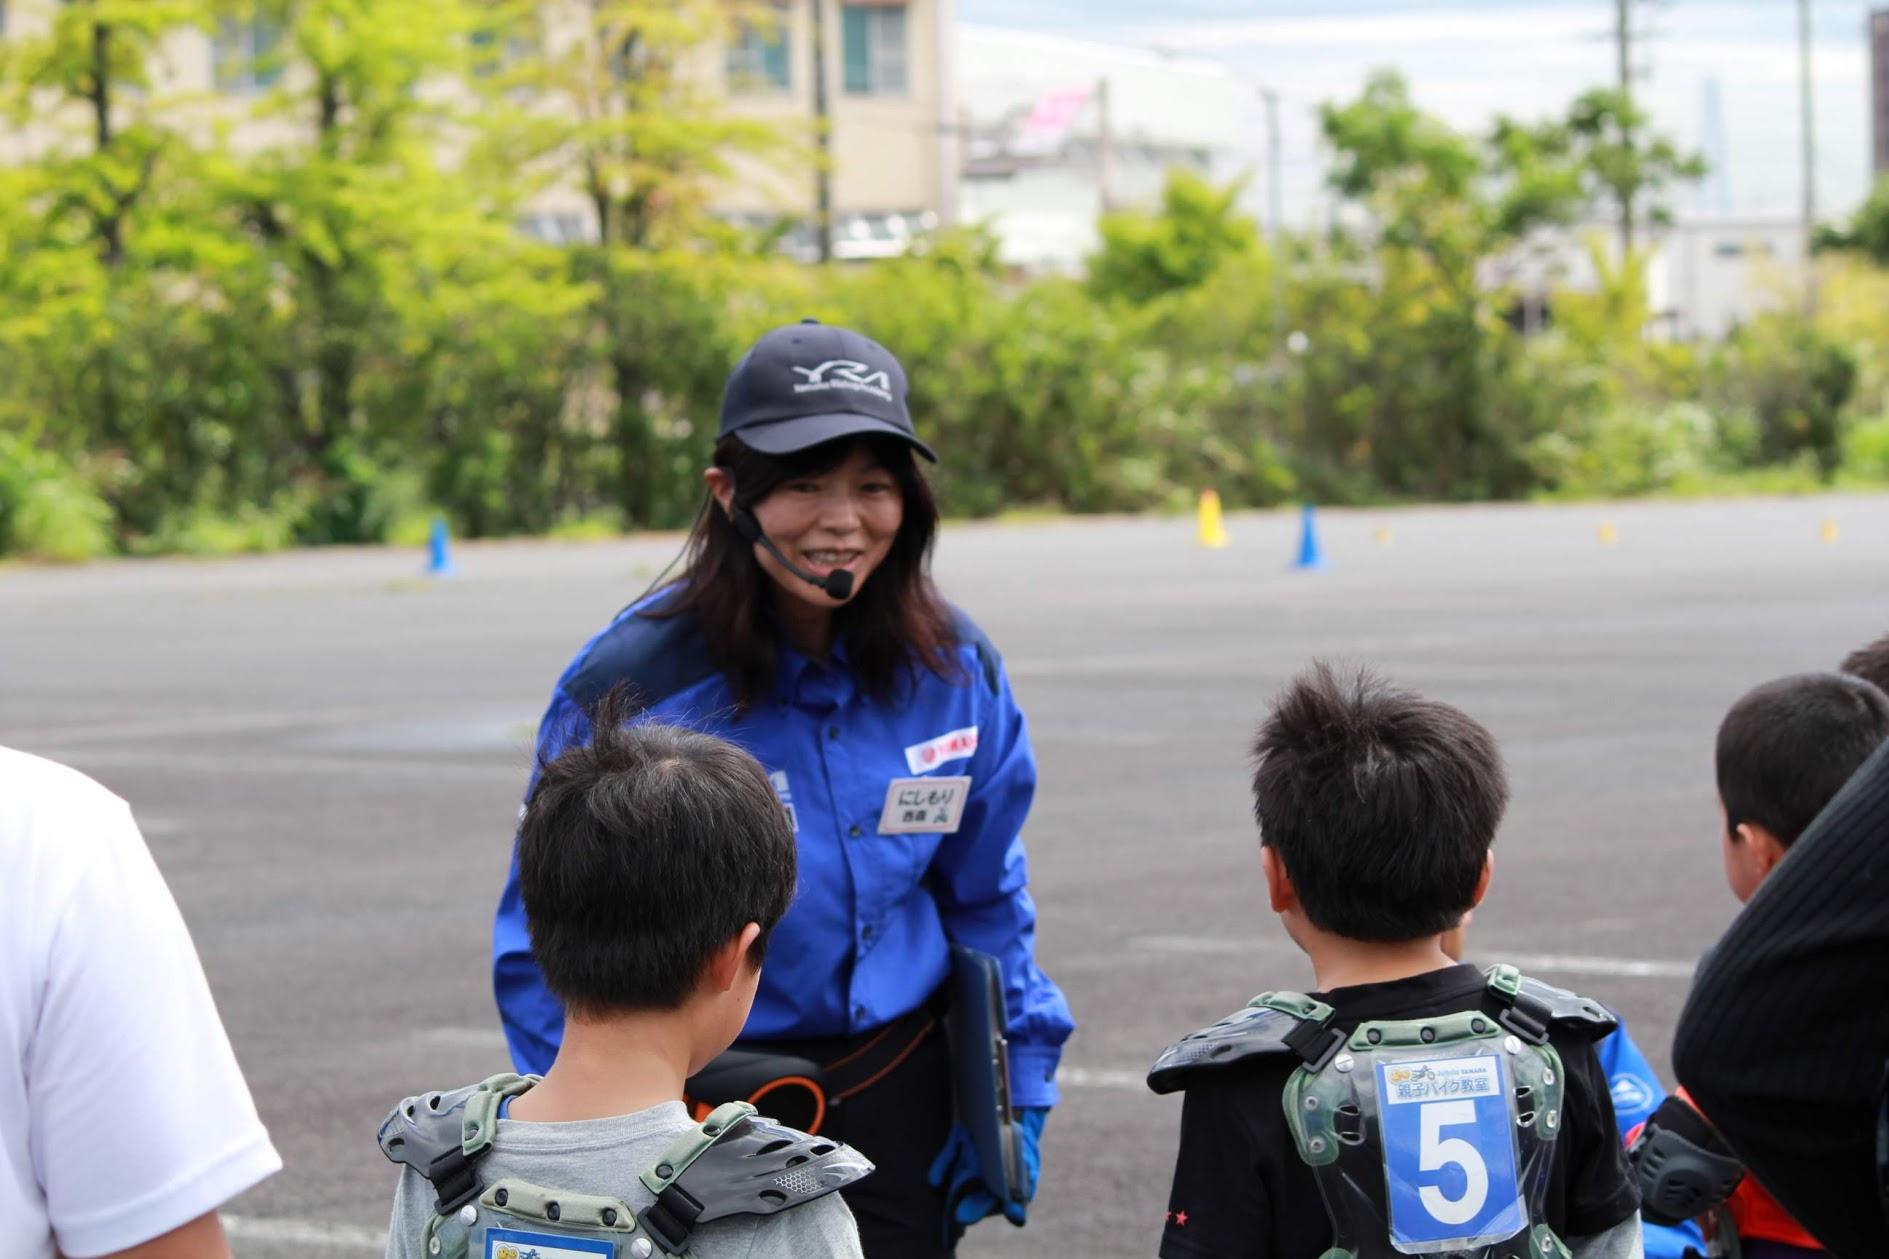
[726,10,789,93]
[213,18,284,93]
[470,23,539,79]
[842,4,906,96]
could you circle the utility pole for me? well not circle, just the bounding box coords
[1615,0,1631,96]
[1263,88,1285,350]
[811,0,834,262]
[1615,0,1635,253]
[1799,0,1819,315]
[1095,76,1115,213]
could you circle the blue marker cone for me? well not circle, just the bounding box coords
[426,517,457,577]
[1293,503,1327,571]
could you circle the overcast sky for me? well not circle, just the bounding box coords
[957,0,1885,222]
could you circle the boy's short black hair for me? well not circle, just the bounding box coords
[1838,632,1889,695]
[519,687,797,1015]
[1251,662,1508,942]
[1716,671,1889,849]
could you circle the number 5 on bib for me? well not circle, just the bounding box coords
[1376,1055,1527,1250]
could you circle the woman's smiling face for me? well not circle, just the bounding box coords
[712,442,905,615]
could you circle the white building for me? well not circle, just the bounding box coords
[953,25,1266,271]
[1508,217,1811,342]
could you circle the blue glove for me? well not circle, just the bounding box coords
[927,1106,1046,1237]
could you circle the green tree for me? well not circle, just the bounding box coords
[1560,87,1707,252]
[471,0,793,527]
[202,0,590,541]
[1815,177,1889,267]
[0,0,210,265]
[0,0,292,544]
[1087,170,1260,305]
[475,0,784,250]
[1311,71,1586,498]
[1323,72,1582,302]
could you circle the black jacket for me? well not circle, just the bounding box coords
[1673,737,1889,1258]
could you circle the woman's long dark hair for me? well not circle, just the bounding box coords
[656,433,958,710]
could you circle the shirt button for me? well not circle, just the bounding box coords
[853,1004,867,1021]
[827,725,840,740]
[862,924,875,941]
[849,824,862,837]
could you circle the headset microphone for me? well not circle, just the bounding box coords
[731,505,856,601]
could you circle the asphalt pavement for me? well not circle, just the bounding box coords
[5,493,1885,1258]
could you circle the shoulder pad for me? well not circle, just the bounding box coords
[948,606,1002,692]
[1147,992,1333,1096]
[1516,975,1618,1041]
[564,602,718,711]
[378,1081,486,1172]
[377,1074,533,1214]
[636,1102,873,1255]
[1629,1095,1745,1226]
[1486,965,1618,1042]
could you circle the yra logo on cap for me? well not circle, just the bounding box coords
[790,360,894,400]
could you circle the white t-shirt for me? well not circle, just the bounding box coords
[1,747,281,1258]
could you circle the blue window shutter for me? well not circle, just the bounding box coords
[842,5,869,93]
[253,20,283,88]
[763,29,789,88]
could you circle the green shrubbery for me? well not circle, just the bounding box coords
[3,8,1887,562]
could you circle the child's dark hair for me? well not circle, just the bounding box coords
[1839,632,1889,695]
[519,686,798,1015]
[1251,662,1509,942]
[1716,671,1889,849]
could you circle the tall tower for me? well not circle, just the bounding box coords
[1873,8,1889,175]
[1697,75,1731,214]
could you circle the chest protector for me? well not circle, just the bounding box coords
[1149,967,1615,1259]
[378,1074,873,1259]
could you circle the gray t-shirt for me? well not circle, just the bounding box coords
[384,1099,863,1259]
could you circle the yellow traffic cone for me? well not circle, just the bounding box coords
[1196,489,1230,549]
[1820,518,1839,544]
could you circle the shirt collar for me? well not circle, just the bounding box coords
[777,634,854,704]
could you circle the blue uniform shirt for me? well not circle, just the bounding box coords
[1596,1023,1705,1259]
[492,592,1075,1110]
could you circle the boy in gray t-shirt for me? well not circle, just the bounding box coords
[384,1101,860,1258]
[379,692,866,1258]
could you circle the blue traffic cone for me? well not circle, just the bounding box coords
[426,516,457,577]
[1293,503,1326,571]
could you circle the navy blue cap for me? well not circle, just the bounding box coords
[718,320,936,462]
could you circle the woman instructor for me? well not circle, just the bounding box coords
[491,320,1074,1257]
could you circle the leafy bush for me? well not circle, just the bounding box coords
[1707,320,1858,478]
[0,435,113,562]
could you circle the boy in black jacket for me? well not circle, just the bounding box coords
[1149,663,1641,1258]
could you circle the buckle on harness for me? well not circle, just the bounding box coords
[426,1146,482,1216]
[1283,1018,1347,1072]
[1482,965,1551,1045]
[638,1183,705,1255]
[1495,1001,1549,1045]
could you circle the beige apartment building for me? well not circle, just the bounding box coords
[0,0,952,259]
[712,0,956,257]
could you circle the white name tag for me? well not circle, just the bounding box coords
[879,776,972,834]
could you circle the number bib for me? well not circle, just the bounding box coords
[1375,1054,1527,1252]
[485,1226,614,1258]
